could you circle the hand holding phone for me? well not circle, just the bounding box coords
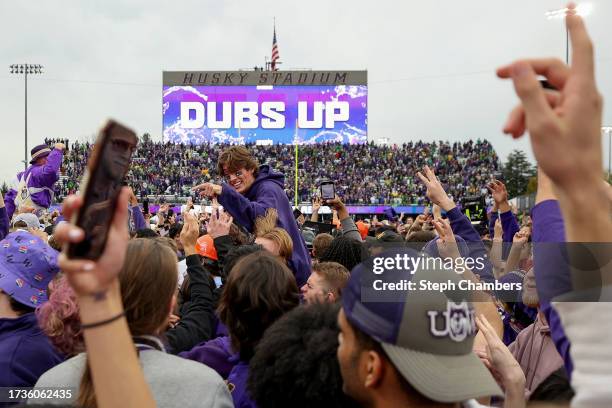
[67,120,138,260]
[320,181,335,201]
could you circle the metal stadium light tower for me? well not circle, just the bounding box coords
[9,64,44,170]
[545,3,593,64]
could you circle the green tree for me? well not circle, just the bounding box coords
[502,149,535,198]
[142,133,151,143]
[1,181,8,195]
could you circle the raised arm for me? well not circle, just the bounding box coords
[488,180,520,246]
[497,4,612,380]
[326,195,362,242]
[417,166,495,284]
[194,182,275,232]
[35,144,65,185]
[166,212,215,353]
[310,196,322,222]
[53,189,155,408]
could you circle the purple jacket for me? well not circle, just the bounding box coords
[0,207,8,240]
[445,207,495,284]
[180,336,257,407]
[500,210,520,259]
[488,212,498,238]
[4,149,63,219]
[227,358,257,408]
[500,210,520,243]
[180,335,235,379]
[218,165,311,286]
[531,199,573,377]
[0,313,64,387]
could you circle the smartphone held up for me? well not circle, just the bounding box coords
[66,120,138,260]
[320,180,335,201]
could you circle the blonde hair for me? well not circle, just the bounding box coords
[255,209,293,262]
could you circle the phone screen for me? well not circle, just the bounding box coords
[68,120,137,260]
[143,199,149,215]
[321,183,335,200]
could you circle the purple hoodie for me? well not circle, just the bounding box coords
[218,164,311,286]
[180,336,257,407]
[443,207,495,284]
[0,313,64,387]
[531,199,573,377]
[4,148,63,219]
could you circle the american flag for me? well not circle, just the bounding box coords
[271,26,280,71]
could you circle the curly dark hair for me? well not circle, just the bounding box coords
[319,236,367,272]
[218,252,300,361]
[248,304,359,408]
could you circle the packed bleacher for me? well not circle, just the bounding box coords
[51,139,499,205]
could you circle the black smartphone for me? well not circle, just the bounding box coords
[143,199,149,215]
[67,120,138,260]
[320,181,335,200]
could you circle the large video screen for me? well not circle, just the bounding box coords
[162,83,367,145]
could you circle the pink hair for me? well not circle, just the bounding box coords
[36,275,84,357]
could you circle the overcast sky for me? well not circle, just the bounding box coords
[1,0,611,183]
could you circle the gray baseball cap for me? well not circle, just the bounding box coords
[342,248,502,403]
[11,213,43,230]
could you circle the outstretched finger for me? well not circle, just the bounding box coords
[416,172,429,185]
[432,220,446,239]
[476,315,499,346]
[567,3,595,79]
[424,165,436,181]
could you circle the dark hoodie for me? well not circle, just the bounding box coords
[217,165,311,286]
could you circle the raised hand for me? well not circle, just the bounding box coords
[416,166,455,211]
[327,195,349,221]
[311,196,322,213]
[493,218,503,240]
[497,3,602,195]
[433,218,461,260]
[475,315,525,392]
[54,188,130,297]
[207,207,233,239]
[512,227,530,245]
[179,212,200,256]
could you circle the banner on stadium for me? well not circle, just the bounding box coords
[162,71,367,145]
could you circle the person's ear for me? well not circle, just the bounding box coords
[327,291,337,303]
[363,350,385,389]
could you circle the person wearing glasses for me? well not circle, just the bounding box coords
[192,146,311,286]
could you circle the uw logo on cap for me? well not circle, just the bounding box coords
[427,301,476,343]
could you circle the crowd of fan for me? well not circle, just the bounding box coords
[50,138,499,205]
[0,10,607,408]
